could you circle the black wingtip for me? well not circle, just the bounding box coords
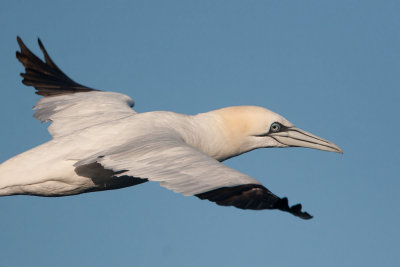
[15,36,98,96]
[37,38,47,55]
[37,37,54,66]
[196,184,313,220]
[16,35,22,45]
[37,38,44,49]
[16,36,42,52]
[278,197,313,220]
[16,36,28,53]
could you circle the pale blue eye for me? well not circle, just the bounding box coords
[270,122,281,132]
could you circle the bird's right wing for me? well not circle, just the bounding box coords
[16,37,137,138]
[75,132,312,219]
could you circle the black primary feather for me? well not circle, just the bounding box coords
[196,184,313,220]
[16,36,98,96]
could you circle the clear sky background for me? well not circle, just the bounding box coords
[0,1,399,266]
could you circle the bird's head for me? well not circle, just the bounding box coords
[212,106,342,159]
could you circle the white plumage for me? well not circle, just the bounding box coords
[0,37,342,219]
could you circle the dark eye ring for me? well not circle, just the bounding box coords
[270,122,281,133]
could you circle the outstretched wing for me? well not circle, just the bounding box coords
[75,132,312,219]
[16,37,136,138]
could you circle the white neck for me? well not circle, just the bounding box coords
[180,109,264,161]
[143,106,273,161]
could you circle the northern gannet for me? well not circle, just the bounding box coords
[0,37,342,220]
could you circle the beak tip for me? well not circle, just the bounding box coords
[334,146,343,154]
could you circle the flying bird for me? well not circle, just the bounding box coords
[0,37,342,220]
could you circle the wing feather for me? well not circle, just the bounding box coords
[74,132,312,219]
[16,36,97,96]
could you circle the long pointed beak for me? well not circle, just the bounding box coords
[270,127,343,153]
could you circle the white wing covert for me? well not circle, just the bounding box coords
[34,92,135,138]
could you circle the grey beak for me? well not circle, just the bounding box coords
[270,127,343,153]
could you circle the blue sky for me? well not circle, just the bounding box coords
[0,0,399,266]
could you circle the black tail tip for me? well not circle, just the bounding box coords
[16,36,23,46]
[38,38,44,48]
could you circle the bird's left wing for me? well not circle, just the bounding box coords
[16,37,136,138]
[75,131,312,219]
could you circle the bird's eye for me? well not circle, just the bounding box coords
[270,122,281,133]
